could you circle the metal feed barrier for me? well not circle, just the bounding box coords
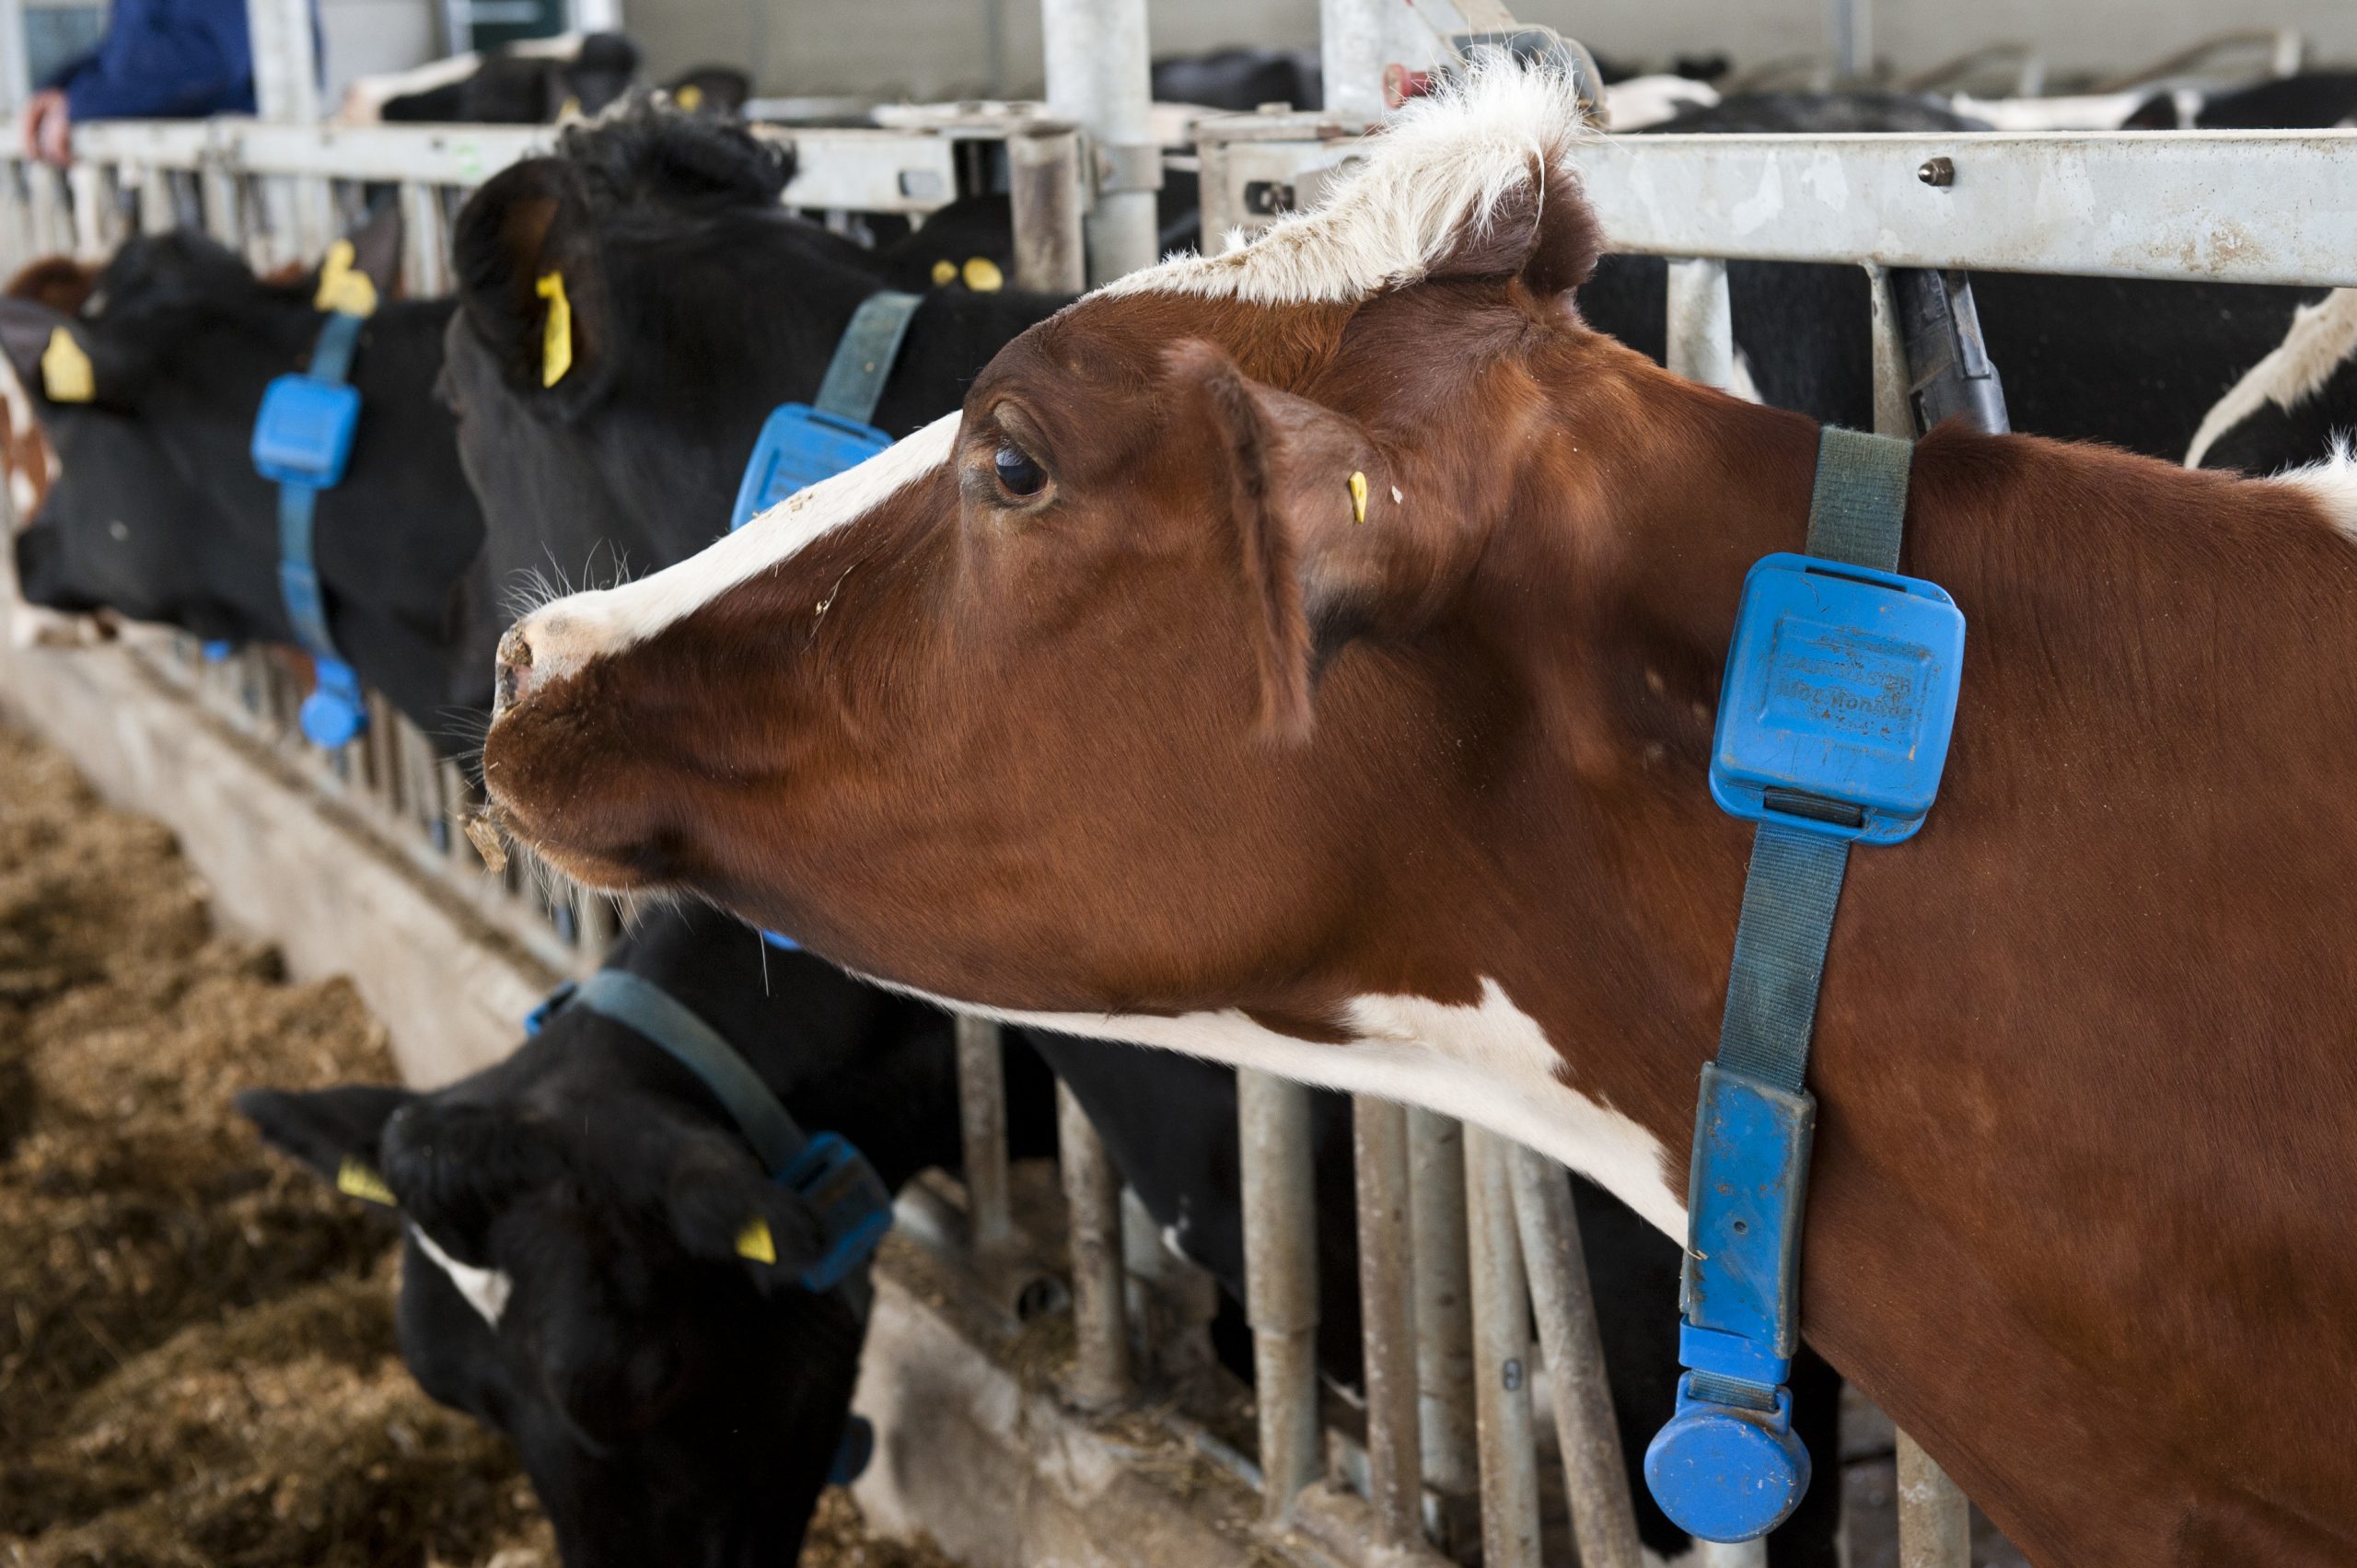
[10,14,2357,1566]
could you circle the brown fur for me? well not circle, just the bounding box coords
[485,157,2357,1563]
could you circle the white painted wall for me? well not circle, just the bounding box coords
[622,0,2352,101]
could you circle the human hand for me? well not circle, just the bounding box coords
[22,89,70,167]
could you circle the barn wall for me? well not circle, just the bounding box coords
[622,0,2356,101]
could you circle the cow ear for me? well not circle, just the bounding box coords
[236,1084,416,1193]
[1429,152,1604,299]
[661,1129,826,1291]
[0,299,136,412]
[451,157,614,414]
[1175,341,1406,743]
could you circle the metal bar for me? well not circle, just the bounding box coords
[1898,1432,1971,1568]
[246,0,319,122]
[1238,1068,1319,1520]
[1322,0,1394,123]
[956,1015,1013,1250]
[1352,1095,1422,1547]
[1464,1126,1539,1568]
[1040,0,1157,284]
[1568,131,2357,285]
[1506,1144,1643,1568]
[1827,0,1872,82]
[1005,127,1086,295]
[0,0,29,110]
[1408,1109,1476,1502]
[1864,263,1912,439]
[1665,256,1736,391]
[398,181,451,295]
[1058,1079,1131,1411]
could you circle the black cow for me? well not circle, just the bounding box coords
[240,905,1062,1568]
[2124,69,2357,130]
[443,109,1069,600]
[1150,47,1320,111]
[1,210,498,743]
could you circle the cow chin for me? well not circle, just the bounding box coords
[482,696,679,895]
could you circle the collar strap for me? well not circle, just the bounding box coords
[727,290,924,533]
[533,967,894,1298]
[1646,427,1967,1545]
[252,308,371,748]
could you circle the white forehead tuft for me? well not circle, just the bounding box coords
[526,412,960,662]
[1103,56,1595,308]
[409,1221,515,1329]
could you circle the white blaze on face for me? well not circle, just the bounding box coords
[410,1222,515,1329]
[506,412,959,692]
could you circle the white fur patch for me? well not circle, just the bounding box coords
[2185,289,2357,468]
[506,412,958,688]
[889,976,1687,1240]
[2266,440,2357,540]
[1603,74,1718,131]
[1105,58,1595,308]
[409,1222,514,1330]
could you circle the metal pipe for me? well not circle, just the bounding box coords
[1238,1068,1320,1519]
[0,0,30,109]
[1005,127,1086,295]
[1827,0,1873,82]
[1506,1144,1643,1568]
[1353,1095,1422,1548]
[1864,263,1912,439]
[957,1015,1013,1250]
[1408,1109,1476,1500]
[245,0,321,122]
[1058,1080,1131,1411]
[1665,256,1736,392]
[1898,1432,1971,1568]
[1464,1126,1539,1568]
[1039,0,1157,284]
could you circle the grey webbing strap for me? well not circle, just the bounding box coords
[571,968,808,1179]
[1803,426,1910,573]
[812,290,923,426]
[1713,426,1914,1097]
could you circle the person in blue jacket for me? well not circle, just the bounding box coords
[20,0,258,165]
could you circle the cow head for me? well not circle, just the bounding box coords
[478,62,1688,1028]
[237,992,865,1567]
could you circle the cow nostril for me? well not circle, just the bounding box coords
[494,625,538,712]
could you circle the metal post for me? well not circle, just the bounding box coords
[1464,1127,1539,1568]
[1238,1068,1319,1520]
[569,0,622,31]
[1408,1109,1476,1502]
[1665,257,1736,392]
[1353,1095,1422,1548]
[1039,0,1157,285]
[1005,126,1086,296]
[0,0,30,111]
[1058,1080,1131,1411]
[1827,0,1872,82]
[1864,263,1913,440]
[957,1016,1013,1250]
[398,181,451,295]
[1506,1144,1642,1568]
[246,0,320,122]
[1898,1432,1971,1568]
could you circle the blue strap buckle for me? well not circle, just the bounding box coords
[252,374,362,489]
[779,1131,894,1294]
[1646,1373,1812,1543]
[728,403,892,531]
[298,656,369,749]
[1710,552,1965,845]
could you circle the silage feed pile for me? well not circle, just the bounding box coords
[0,721,950,1568]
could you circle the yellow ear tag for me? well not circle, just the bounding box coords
[735,1214,777,1265]
[559,95,582,119]
[961,256,1004,293]
[312,238,379,318]
[536,272,573,389]
[675,83,704,111]
[1348,470,1368,524]
[930,258,957,287]
[40,327,92,403]
[336,1156,397,1207]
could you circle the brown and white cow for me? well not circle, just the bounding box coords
[482,63,2357,1564]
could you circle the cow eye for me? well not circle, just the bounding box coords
[992,444,1046,499]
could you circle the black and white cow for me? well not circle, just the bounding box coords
[0,209,500,741]
[2122,69,2357,130]
[341,33,643,125]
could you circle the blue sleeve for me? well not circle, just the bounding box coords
[58,0,258,121]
